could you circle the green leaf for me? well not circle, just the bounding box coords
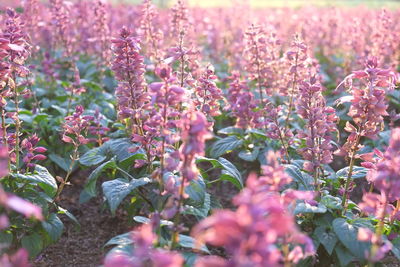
[80,158,118,203]
[391,237,400,260]
[104,232,133,247]
[57,206,80,226]
[321,195,342,210]
[336,166,368,180]
[294,202,327,215]
[49,154,76,173]
[314,226,338,255]
[185,177,206,206]
[21,233,43,258]
[0,231,13,246]
[238,147,260,162]
[218,157,243,189]
[245,128,268,139]
[217,126,244,136]
[133,216,173,227]
[335,243,355,267]
[178,234,210,254]
[284,164,313,190]
[102,177,151,215]
[41,214,64,243]
[184,193,211,219]
[195,156,222,168]
[333,218,371,260]
[209,136,243,158]
[12,165,58,197]
[79,145,108,166]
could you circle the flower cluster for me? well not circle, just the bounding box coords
[193,65,224,120]
[193,152,314,266]
[336,58,396,157]
[62,105,93,147]
[21,134,47,169]
[88,109,110,145]
[50,0,72,56]
[104,219,184,267]
[139,0,164,64]
[112,27,148,135]
[296,74,338,176]
[225,71,260,129]
[243,24,279,99]
[358,128,400,262]
[93,0,111,64]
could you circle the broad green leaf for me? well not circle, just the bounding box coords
[335,243,355,267]
[49,154,76,173]
[391,237,400,260]
[184,193,211,218]
[79,145,108,166]
[21,233,43,258]
[102,177,151,215]
[218,157,243,189]
[178,234,210,254]
[185,177,206,206]
[321,195,342,210]
[13,165,57,197]
[333,218,371,260]
[104,232,133,247]
[0,231,13,246]
[195,156,222,168]
[81,158,117,203]
[133,216,173,227]
[284,164,313,190]
[245,128,268,139]
[209,136,243,158]
[336,166,368,180]
[41,214,64,243]
[217,126,244,136]
[238,147,260,162]
[314,226,338,255]
[294,202,327,215]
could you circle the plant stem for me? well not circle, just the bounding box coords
[0,106,10,172]
[54,146,78,201]
[171,176,185,249]
[13,84,20,173]
[342,127,362,213]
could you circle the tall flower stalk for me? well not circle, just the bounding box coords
[2,8,31,173]
[336,58,395,211]
[171,110,211,249]
[55,106,93,200]
[296,74,338,188]
[358,128,400,264]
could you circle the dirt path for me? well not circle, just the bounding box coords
[33,173,129,267]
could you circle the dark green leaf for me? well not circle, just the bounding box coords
[81,158,117,203]
[218,157,243,189]
[333,218,371,260]
[209,136,243,158]
[12,165,57,197]
[336,166,368,180]
[314,226,338,255]
[102,177,151,215]
[41,214,64,242]
[21,233,43,258]
[178,234,210,254]
[294,202,327,215]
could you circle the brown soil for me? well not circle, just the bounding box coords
[32,172,129,267]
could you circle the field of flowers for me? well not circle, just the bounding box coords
[0,0,400,266]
